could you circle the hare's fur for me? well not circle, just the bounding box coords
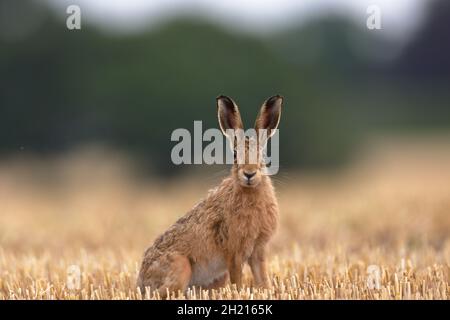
[137,95,282,296]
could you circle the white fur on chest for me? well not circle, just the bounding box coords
[189,256,227,287]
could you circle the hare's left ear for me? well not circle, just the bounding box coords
[217,95,244,137]
[255,95,283,140]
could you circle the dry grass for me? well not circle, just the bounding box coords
[0,138,449,299]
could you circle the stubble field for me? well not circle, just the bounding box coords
[0,138,449,299]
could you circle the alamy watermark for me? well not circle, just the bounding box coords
[65,4,383,32]
[171,121,280,176]
[66,5,81,30]
[66,265,81,290]
[66,4,381,30]
[366,5,382,30]
[366,265,381,290]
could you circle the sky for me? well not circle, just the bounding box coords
[45,0,428,39]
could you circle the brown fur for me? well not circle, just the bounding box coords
[137,95,283,297]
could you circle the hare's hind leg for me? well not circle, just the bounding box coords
[159,254,192,297]
[138,253,192,298]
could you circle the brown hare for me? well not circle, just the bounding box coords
[137,95,283,297]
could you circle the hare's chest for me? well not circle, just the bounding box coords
[225,205,277,255]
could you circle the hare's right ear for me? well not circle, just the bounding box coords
[217,95,244,137]
[255,95,283,139]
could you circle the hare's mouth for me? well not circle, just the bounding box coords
[240,178,259,188]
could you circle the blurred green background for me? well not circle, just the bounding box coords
[1,0,449,174]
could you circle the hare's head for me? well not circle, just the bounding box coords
[217,95,283,188]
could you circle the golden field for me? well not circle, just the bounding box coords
[0,137,449,300]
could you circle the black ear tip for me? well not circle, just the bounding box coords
[216,95,235,109]
[267,95,284,106]
[216,95,231,101]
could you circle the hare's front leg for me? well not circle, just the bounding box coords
[249,245,269,287]
[227,256,243,288]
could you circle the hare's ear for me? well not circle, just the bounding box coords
[217,95,244,137]
[255,95,283,139]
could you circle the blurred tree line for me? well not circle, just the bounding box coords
[1,0,449,174]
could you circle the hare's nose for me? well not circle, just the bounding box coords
[244,171,256,180]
